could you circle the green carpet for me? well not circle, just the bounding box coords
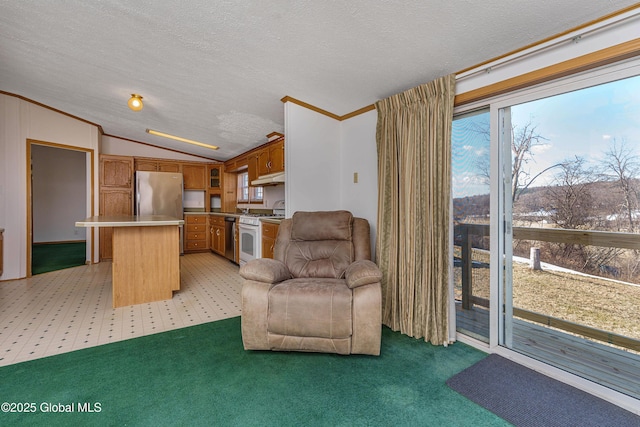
[32,242,86,275]
[0,317,508,426]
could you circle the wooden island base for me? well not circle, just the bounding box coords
[112,225,180,308]
[76,215,183,308]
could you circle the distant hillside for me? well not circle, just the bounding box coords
[453,193,489,220]
[454,179,639,229]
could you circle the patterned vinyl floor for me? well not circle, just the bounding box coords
[0,253,243,367]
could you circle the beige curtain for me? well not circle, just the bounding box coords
[375,74,455,345]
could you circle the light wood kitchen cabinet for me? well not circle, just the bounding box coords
[182,163,207,190]
[209,215,225,256]
[233,155,248,172]
[256,148,271,177]
[134,158,181,173]
[208,165,237,213]
[99,155,134,260]
[222,171,237,213]
[101,155,134,188]
[157,161,181,172]
[184,215,209,252]
[248,151,258,182]
[209,165,222,190]
[134,158,158,172]
[268,139,285,173]
[256,138,284,177]
[99,190,133,260]
[261,221,280,259]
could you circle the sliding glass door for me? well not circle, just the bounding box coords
[497,72,640,399]
[452,109,491,343]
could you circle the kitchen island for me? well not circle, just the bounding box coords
[76,215,184,308]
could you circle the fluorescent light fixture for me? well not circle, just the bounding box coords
[146,129,219,150]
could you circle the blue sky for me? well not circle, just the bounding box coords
[452,73,640,198]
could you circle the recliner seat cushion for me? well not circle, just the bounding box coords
[268,278,352,339]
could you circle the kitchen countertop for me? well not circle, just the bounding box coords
[76,215,184,227]
[185,212,242,218]
[207,212,242,218]
[183,212,283,222]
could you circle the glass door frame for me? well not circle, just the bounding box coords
[455,57,640,351]
[452,56,640,415]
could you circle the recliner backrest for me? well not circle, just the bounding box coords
[275,211,367,279]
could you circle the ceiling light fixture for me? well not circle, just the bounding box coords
[127,94,144,111]
[146,129,219,150]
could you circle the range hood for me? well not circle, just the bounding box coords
[251,171,285,186]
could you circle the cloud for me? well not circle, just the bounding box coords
[531,143,552,154]
[602,134,612,140]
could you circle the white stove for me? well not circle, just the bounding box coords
[239,213,283,226]
[238,213,284,265]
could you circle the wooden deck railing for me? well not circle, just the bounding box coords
[454,223,640,352]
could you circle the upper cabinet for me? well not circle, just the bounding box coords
[255,137,284,177]
[99,154,134,260]
[247,153,258,183]
[101,154,133,188]
[268,139,285,173]
[158,161,181,173]
[134,158,181,173]
[134,158,158,172]
[209,165,222,190]
[182,163,207,190]
[256,148,271,177]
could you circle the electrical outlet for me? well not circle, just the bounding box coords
[353,172,358,183]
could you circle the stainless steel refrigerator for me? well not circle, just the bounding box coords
[135,171,184,254]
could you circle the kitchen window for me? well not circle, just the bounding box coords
[237,172,263,203]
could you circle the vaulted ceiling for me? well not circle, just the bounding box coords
[1,1,637,160]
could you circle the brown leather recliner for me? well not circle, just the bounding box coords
[239,210,382,355]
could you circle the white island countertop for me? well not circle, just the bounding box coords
[76,215,184,227]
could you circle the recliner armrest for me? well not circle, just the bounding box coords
[345,260,382,289]
[239,258,292,284]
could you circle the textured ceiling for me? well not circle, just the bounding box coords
[1,1,638,160]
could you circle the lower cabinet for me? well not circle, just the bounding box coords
[185,215,209,252]
[99,189,133,260]
[210,215,225,256]
[261,222,279,259]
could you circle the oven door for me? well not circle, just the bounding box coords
[238,223,259,266]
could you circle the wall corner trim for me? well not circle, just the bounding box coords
[281,96,375,121]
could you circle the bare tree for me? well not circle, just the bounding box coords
[600,138,640,232]
[548,156,594,229]
[471,120,556,203]
[510,122,552,203]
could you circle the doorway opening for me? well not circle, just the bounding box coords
[27,141,93,276]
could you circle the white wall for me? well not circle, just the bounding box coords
[282,102,379,255]
[339,110,379,257]
[32,145,86,243]
[101,135,213,162]
[284,101,341,215]
[263,185,286,210]
[0,94,99,280]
